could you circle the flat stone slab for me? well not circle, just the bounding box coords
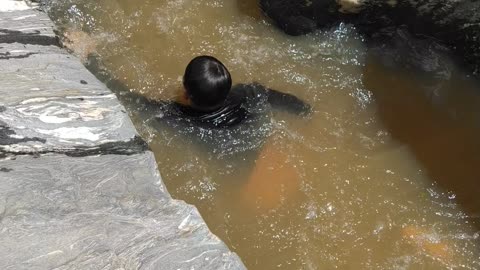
[0,153,244,269]
[0,1,246,269]
[0,5,54,40]
[0,29,137,154]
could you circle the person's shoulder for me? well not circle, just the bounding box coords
[232,82,268,98]
[151,100,186,121]
[232,82,266,90]
[232,83,252,92]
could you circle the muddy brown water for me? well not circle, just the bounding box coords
[45,0,480,269]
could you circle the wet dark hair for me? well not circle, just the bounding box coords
[183,55,232,110]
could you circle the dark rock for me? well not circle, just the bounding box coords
[0,51,37,59]
[0,28,60,46]
[260,0,480,74]
[0,122,47,145]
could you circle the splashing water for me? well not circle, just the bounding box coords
[44,0,480,269]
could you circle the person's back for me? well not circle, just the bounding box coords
[161,56,311,128]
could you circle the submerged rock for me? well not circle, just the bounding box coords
[260,0,480,74]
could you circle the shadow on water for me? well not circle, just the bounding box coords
[363,33,480,223]
[236,0,264,19]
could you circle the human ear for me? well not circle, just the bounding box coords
[176,90,190,105]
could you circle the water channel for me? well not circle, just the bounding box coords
[45,0,480,268]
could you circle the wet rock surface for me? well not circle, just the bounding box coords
[0,153,244,269]
[260,0,480,74]
[0,1,245,269]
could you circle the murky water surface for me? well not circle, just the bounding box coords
[45,0,480,269]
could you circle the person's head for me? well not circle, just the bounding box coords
[183,55,232,111]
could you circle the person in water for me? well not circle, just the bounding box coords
[163,55,311,128]
[118,55,311,210]
[167,55,311,209]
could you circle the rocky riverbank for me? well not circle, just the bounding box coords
[260,0,480,74]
